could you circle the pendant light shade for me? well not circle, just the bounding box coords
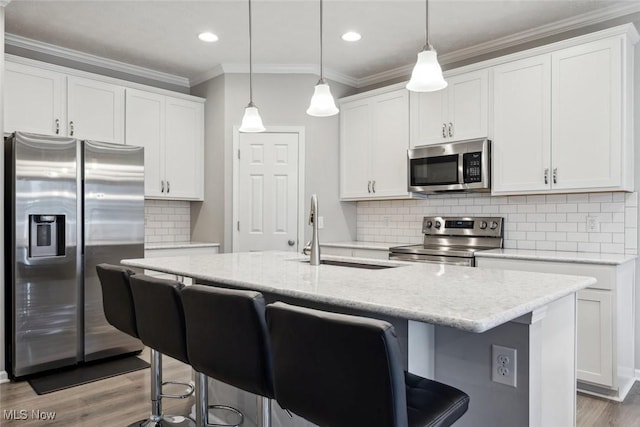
[307,0,339,117]
[406,0,447,92]
[307,79,339,117]
[239,0,265,132]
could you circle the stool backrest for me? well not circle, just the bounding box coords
[266,302,408,427]
[129,274,189,364]
[95,263,138,338]
[181,284,274,399]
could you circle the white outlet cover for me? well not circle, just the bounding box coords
[317,216,324,229]
[492,344,517,387]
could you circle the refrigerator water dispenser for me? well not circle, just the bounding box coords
[29,214,65,257]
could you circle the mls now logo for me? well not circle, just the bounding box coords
[3,409,28,420]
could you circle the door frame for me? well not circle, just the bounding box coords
[232,126,306,253]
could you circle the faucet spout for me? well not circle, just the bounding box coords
[303,194,321,265]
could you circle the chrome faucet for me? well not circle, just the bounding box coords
[302,194,321,265]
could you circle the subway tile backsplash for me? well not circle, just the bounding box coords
[144,199,190,244]
[356,192,638,255]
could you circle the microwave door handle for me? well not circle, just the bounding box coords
[458,153,464,185]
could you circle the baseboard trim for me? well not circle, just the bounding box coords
[0,371,9,384]
[636,369,640,380]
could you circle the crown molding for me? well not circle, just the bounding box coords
[0,0,12,7]
[5,33,190,88]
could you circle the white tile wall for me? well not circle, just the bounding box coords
[144,200,191,244]
[357,192,638,255]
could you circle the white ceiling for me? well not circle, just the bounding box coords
[5,0,640,88]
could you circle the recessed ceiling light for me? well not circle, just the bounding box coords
[341,31,362,42]
[198,32,219,43]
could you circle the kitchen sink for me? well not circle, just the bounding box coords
[298,259,398,270]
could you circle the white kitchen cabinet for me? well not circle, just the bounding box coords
[340,87,413,200]
[126,88,204,200]
[476,255,635,400]
[5,61,67,136]
[410,69,488,147]
[492,33,634,195]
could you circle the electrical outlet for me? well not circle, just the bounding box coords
[586,215,600,232]
[492,344,517,387]
[317,216,324,229]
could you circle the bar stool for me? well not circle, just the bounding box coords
[181,284,274,427]
[266,302,470,427]
[129,274,196,427]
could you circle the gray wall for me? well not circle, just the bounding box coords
[191,73,358,252]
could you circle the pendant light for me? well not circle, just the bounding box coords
[239,0,265,132]
[406,0,447,92]
[306,0,339,117]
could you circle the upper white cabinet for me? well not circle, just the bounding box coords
[5,63,125,143]
[5,62,67,136]
[340,88,413,200]
[410,69,488,147]
[67,76,125,144]
[126,88,204,201]
[492,32,635,195]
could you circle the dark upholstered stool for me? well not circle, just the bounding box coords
[182,284,275,427]
[266,302,470,427]
[129,274,196,427]
[96,264,140,340]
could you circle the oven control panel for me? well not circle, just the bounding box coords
[422,216,503,237]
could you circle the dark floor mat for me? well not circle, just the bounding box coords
[27,356,149,395]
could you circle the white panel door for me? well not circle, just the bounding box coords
[238,133,299,252]
[340,99,372,199]
[370,89,409,197]
[447,69,488,141]
[67,76,125,143]
[165,97,204,200]
[5,62,66,136]
[577,289,613,386]
[492,55,551,194]
[409,87,448,147]
[551,38,622,191]
[125,89,165,197]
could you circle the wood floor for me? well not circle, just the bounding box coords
[1,350,639,426]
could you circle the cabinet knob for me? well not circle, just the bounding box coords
[368,180,371,193]
[161,180,165,193]
[55,119,60,135]
[288,239,295,246]
[167,181,170,193]
[372,180,376,193]
[553,168,557,184]
[442,123,447,138]
[544,168,549,185]
[448,122,453,137]
[69,121,74,136]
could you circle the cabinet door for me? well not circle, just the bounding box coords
[340,99,372,199]
[164,97,204,200]
[577,289,613,387]
[5,62,66,136]
[447,70,488,141]
[551,38,622,191]
[125,89,165,198]
[492,55,551,194]
[370,90,410,198]
[68,76,125,143]
[409,87,448,147]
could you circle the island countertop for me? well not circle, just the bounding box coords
[122,251,595,333]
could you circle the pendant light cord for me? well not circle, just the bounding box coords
[319,0,324,81]
[425,0,430,50]
[249,0,254,104]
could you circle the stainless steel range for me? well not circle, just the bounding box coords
[389,216,504,266]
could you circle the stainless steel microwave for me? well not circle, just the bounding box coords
[408,138,491,194]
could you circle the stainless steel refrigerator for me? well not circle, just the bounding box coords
[4,131,145,378]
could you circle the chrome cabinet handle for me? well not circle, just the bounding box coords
[544,168,549,184]
[69,121,74,136]
[448,122,453,137]
[553,168,557,184]
[287,239,295,246]
[442,123,447,138]
[55,119,60,135]
[161,180,165,193]
[372,180,376,193]
[368,180,371,193]
[167,181,170,193]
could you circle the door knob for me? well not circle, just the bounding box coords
[287,239,295,246]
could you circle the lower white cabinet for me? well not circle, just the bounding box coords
[320,245,390,260]
[476,256,635,400]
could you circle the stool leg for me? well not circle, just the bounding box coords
[257,396,271,427]
[195,372,208,427]
[150,348,163,422]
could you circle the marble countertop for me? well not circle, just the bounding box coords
[145,242,221,250]
[476,248,636,265]
[320,241,411,251]
[122,251,594,333]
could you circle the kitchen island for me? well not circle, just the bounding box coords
[122,251,595,427]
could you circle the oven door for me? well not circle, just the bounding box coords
[388,252,474,267]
